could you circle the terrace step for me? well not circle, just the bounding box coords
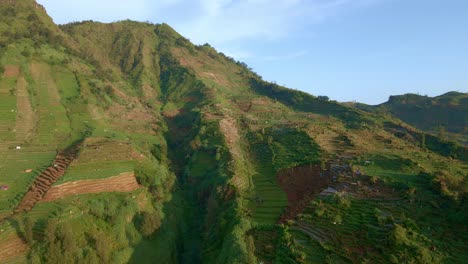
[13,143,82,214]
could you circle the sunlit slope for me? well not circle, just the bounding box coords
[0,1,466,263]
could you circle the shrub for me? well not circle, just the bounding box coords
[136,211,162,237]
[432,170,466,201]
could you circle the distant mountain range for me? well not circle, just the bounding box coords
[346,92,468,144]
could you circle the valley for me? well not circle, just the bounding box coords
[0,1,466,263]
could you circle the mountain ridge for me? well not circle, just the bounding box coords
[0,1,467,263]
[347,91,468,145]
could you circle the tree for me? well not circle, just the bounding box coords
[24,217,34,244]
[421,133,426,149]
[437,125,446,140]
[137,211,162,237]
[317,95,329,101]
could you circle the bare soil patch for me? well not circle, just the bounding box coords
[163,108,185,118]
[172,48,204,69]
[277,165,329,223]
[200,71,230,87]
[0,233,28,262]
[171,47,235,88]
[42,172,139,202]
[141,83,156,99]
[3,65,19,77]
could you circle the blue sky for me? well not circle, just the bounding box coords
[37,0,468,104]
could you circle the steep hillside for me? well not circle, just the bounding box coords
[350,92,468,144]
[0,1,467,263]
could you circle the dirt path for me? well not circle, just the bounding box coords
[14,144,81,213]
[15,76,35,142]
[0,233,28,263]
[42,172,139,202]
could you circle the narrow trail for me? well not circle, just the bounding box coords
[14,144,81,213]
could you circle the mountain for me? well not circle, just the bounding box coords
[350,92,468,145]
[0,1,467,263]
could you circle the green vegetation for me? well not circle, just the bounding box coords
[0,1,466,263]
[354,92,468,145]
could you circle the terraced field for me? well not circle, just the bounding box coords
[0,3,466,262]
[0,232,28,263]
[14,76,35,142]
[14,143,80,213]
[0,64,59,215]
[56,138,140,184]
[43,172,139,202]
[247,133,288,225]
[29,62,70,147]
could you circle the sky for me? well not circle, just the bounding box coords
[37,0,468,105]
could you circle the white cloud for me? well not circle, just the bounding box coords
[152,0,382,54]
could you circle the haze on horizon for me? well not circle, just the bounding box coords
[37,0,468,105]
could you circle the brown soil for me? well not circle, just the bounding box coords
[106,102,157,135]
[3,65,19,77]
[141,83,156,99]
[163,108,185,118]
[204,113,221,120]
[0,234,28,262]
[277,165,329,223]
[219,116,251,191]
[233,99,252,112]
[14,144,81,213]
[200,71,230,87]
[172,47,204,69]
[171,47,235,88]
[136,192,149,210]
[251,98,272,106]
[42,172,139,202]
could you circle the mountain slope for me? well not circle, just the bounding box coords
[350,92,468,144]
[0,1,467,263]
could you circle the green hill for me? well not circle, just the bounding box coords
[350,92,468,144]
[0,1,466,263]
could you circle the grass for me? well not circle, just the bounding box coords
[246,128,321,225]
[247,132,288,225]
[31,62,71,148]
[0,7,466,263]
[282,149,468,263]
[0,76,18,141]
[56,161,135,184]
[0,151,55,212]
